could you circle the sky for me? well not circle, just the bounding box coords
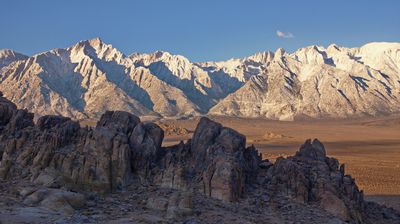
[1,0,399,61]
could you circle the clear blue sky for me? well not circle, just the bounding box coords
[1,0,399,61]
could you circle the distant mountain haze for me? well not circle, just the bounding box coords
[0,38,399,120]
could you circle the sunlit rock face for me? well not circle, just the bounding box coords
[2,40,399,121]
[210,42,400,120]
[0,38,249,120]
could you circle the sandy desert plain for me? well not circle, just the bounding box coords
[157,115,400,211]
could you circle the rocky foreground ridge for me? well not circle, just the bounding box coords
[0,92,399,223]
[1,40,400,120]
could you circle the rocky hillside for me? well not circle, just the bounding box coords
[0,92,399,223]
[1,39,399,120]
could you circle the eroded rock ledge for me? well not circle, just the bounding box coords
[0,92,399,223]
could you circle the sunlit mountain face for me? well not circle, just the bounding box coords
[1,39,399,120]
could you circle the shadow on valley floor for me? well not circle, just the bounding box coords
[366,195,400,211]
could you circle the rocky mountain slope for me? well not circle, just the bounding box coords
[0,49,28,68]
[0,38,257,120]
[1,39,399,120]
[210,43,400,120]
[0,92,399,223]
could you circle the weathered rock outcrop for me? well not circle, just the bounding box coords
[0,92,258,203]
[264,139,365,222]
[0,93,151,192]
[0,92,399,223]
[156,117,261,202]
[130,121,164,181]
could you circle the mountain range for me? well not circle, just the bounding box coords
[0,38,399,120]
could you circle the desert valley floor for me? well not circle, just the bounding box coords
[157,115,400,211]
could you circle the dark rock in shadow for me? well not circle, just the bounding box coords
[0,93,399,223]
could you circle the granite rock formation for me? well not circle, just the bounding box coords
[0,92,399,223]
[265,139,364,221]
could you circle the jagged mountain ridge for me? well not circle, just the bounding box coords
[0,38,259,119]
[210,42,400,120]
[0,49,29,68]
[0,39,399,120]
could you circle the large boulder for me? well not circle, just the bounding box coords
[129,122,164,150]
[130,122,164,180]
[194,118,259,202]
[190,117,222,164]
[96,110,140,134]
[156,117,261,202]
[266,139,365,222]
[22,188,86,215]
[75,127,133,192]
